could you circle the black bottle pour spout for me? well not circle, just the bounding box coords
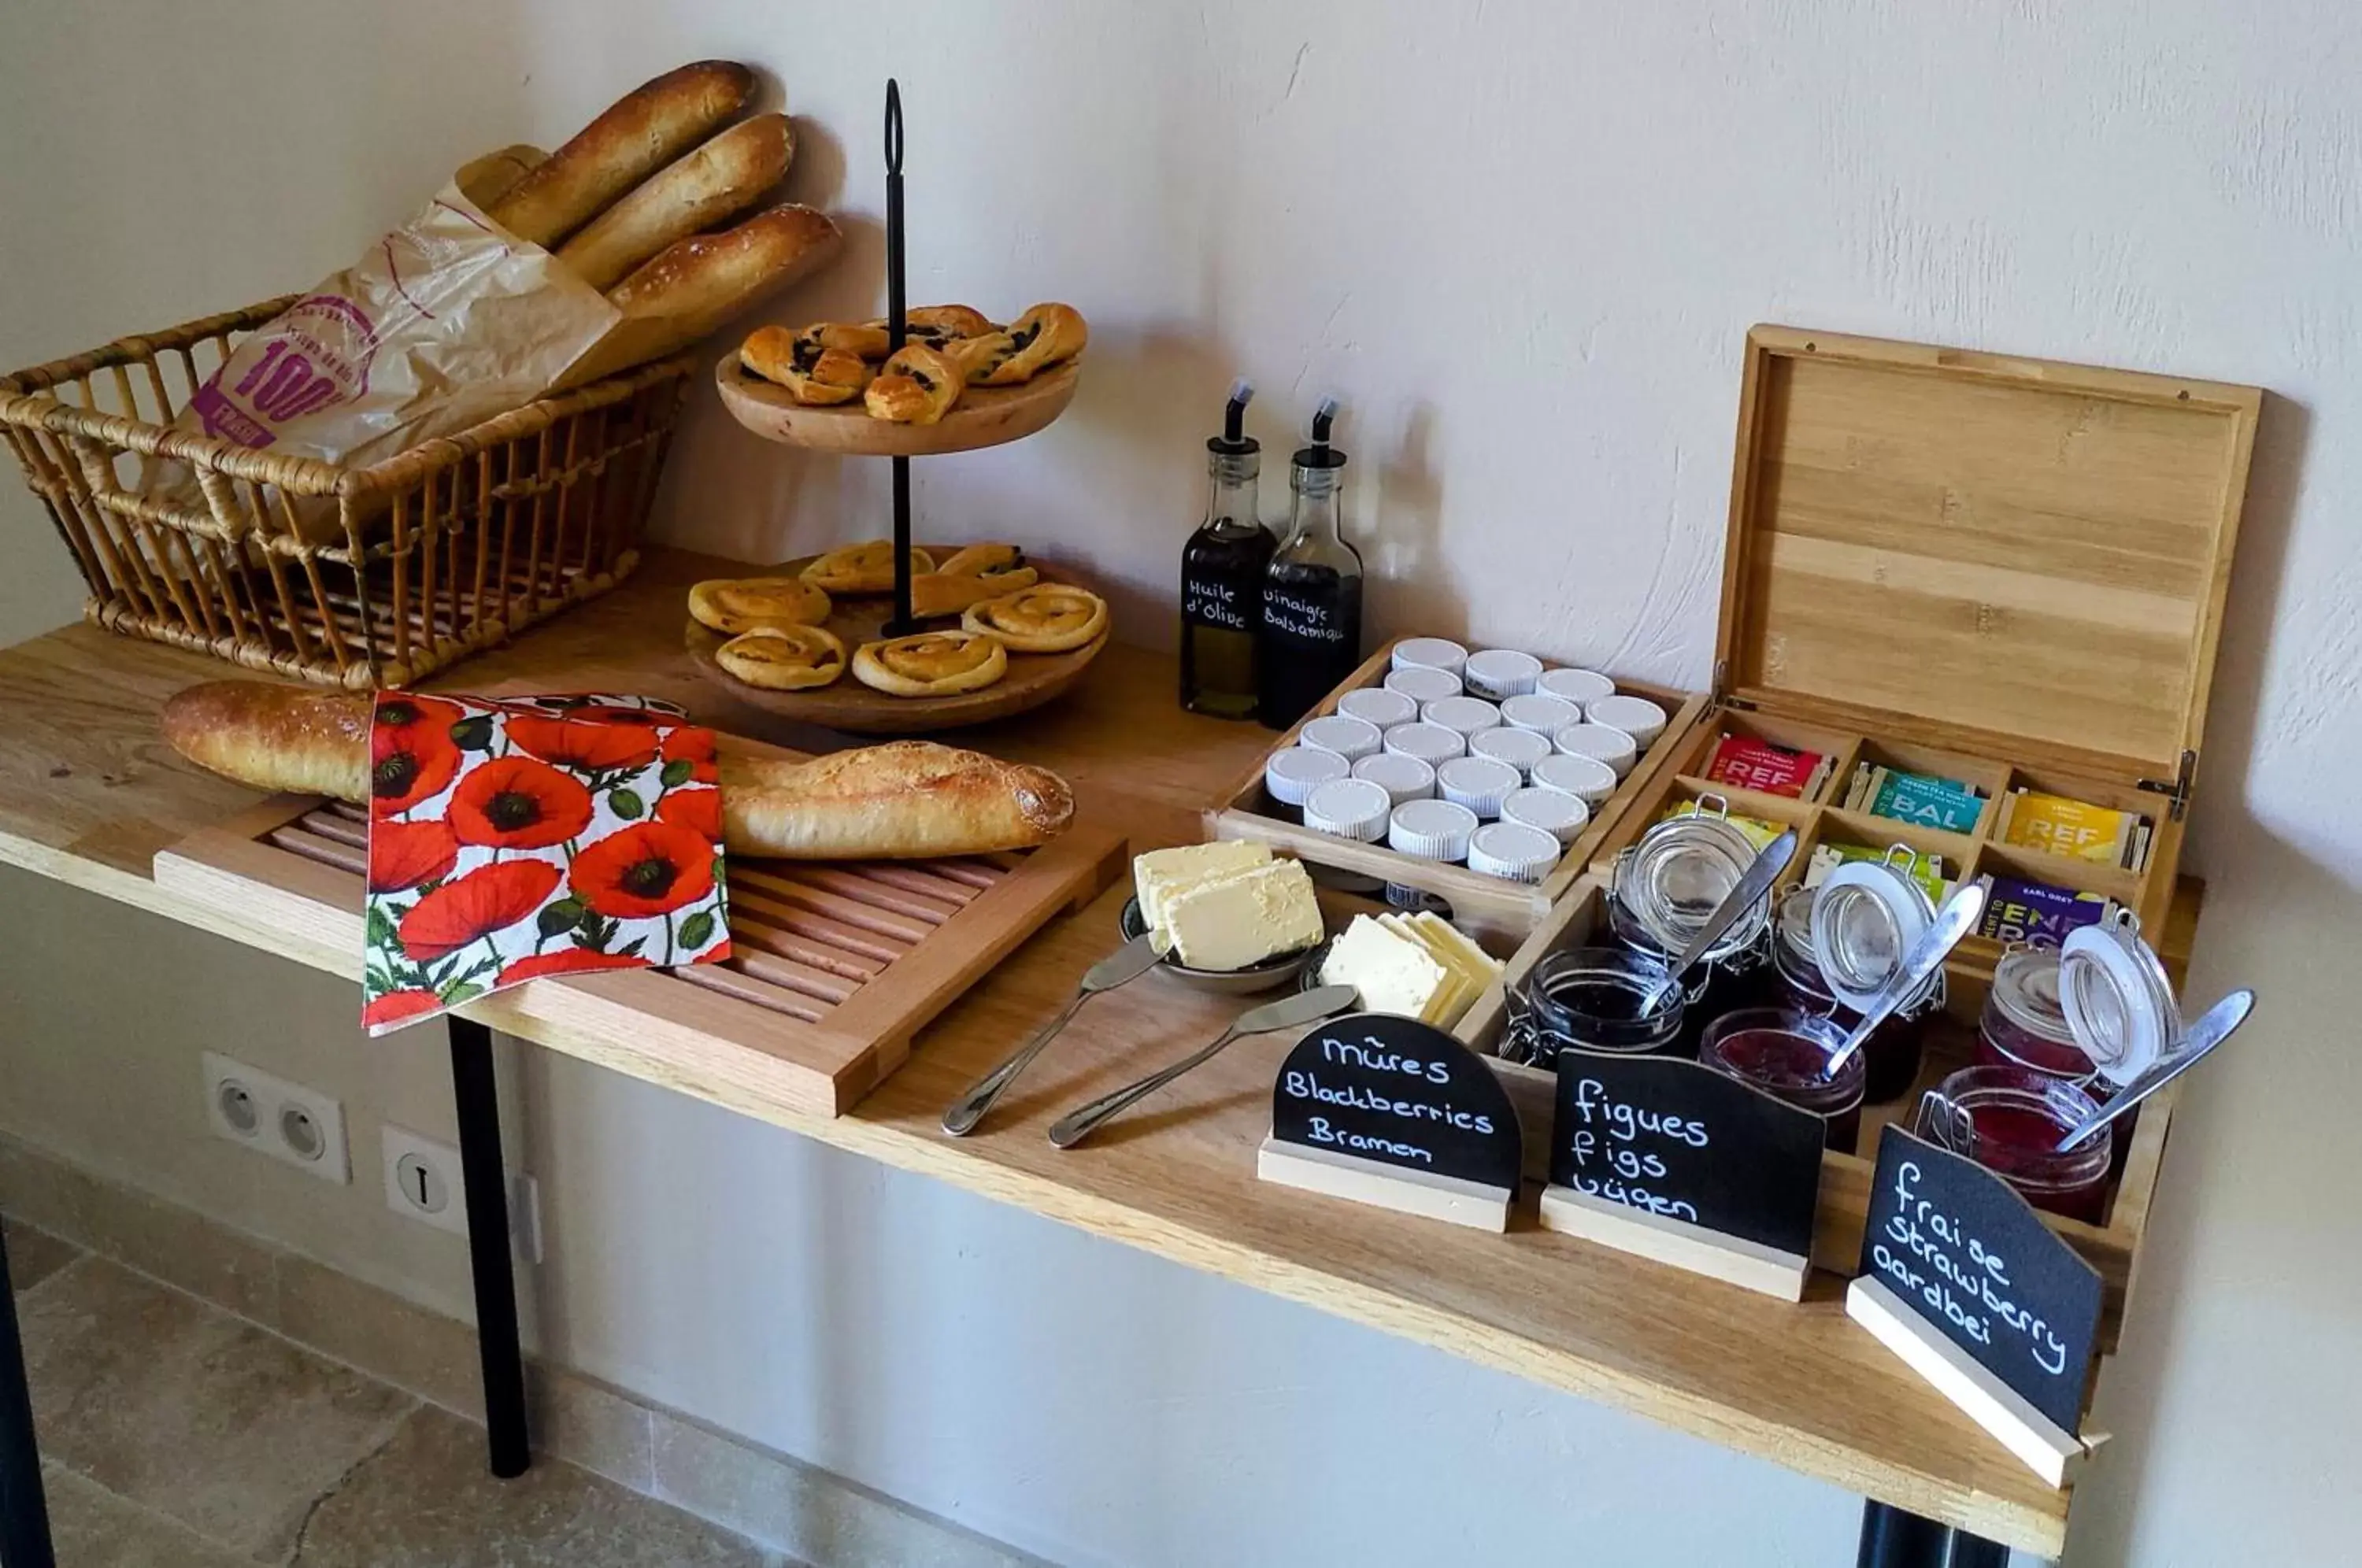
[1212,379,1257,456]
[1295,398,1346,471]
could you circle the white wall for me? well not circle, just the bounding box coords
[4,3,2360,1563]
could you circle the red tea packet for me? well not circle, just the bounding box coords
[362,693,728,1034]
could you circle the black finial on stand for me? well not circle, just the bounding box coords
[882,80,920,638]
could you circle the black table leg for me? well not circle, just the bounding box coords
[0,1226,55,1568]
[449,1015,530,1479]
[1858,1501,2011,1567]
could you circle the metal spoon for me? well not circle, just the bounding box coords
[942,933,1164,1136]
[1049,984,1360,1149]
[2056,988,2253,1152]
[1826,878,1988,1074]
[1640,829,1799,1011]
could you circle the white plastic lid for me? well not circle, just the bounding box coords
[1537,667,1615,706]
[1383,721,1468,764]
[1299,713,1383,762]
[1352,751,1436,805]
[1391,638,1469,676]
[1388,798,1479,863]
[1810,858,1936,1014]
[1337,686,1419,729]
[1501,786,1591,844]
[1499,693,1582,734]
[1423,694,1503,738]
[1553,722,1638,778]
[1463,649,1544,700]
[1530,751,1620,806]
[1468,725,1553,778]
[1588,694,1668,747]
[1436,756,1521,819]
[2059,913,2179,1085]
[1383,666,1463,704]
[1264,745,1349,808]
[1302,777,1393,842]
[1467,821,1562,882]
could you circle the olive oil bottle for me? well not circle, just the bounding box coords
[1179,380,1275,719]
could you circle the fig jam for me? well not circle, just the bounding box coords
[1700,1008,1865,1152]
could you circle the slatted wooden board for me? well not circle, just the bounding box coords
[154,787,1126,1116]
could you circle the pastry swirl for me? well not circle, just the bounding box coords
[714,624,848,690]
[961,584,1109,653]
[969,303,1087,386]
[864,344,965,424]
[802,541,935,595]
[740,325,872,406]
[907,543,1038,618]
[687,575,831,634]
[852,629,1009,697]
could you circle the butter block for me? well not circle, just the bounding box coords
[1134,841,1272,934]
[1319,914,1449,1020]
[1163,858,1324,971]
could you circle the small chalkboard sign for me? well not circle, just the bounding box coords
[1536,1050,1825,1300]
[1846,1126,2104,1486]
[1258,1012,1523,1231]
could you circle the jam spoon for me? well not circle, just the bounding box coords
[2054,988,2253,1152]
[1639,829,1798,1012]
[1826,879,1987,1074]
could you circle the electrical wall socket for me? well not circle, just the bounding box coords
[380,1124,541,1263]
[202,1052,350,1184]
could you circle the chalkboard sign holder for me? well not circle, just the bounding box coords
[1846,1274,2095,1487]
[1537,1185,1811,1301]
[1257,1137,1514,1232]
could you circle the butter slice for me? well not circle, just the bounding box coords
[1164,859,1324,971]
[1134,841,1273,934]
[1320,914,1449,1020]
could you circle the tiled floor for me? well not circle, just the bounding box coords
[5,1216,795,1567]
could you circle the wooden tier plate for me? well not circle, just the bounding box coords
[714,355,1080,456]
[686,547,1109,735]
[152,769,1126,1117]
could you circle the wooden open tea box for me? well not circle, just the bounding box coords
[1449,875,2196,1352]
[1587,325,2260,1008]
[1205,637,1706,942]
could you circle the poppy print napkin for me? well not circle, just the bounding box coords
[362,693,729,1034]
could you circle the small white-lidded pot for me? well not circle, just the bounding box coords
[1264,746,1350,812]
[1391,637,1470,677]
[1468,821,1563,883]
[1423,694,1503,738]
[1383,666,1463,705]
[1500,693,1582,734]
[1302,777,1393,842]
[1531,751,1620,807]
[1463,649,1544,701]
[1436,756,1522,819]
[1383,721,1467,766]
[1389,798,1479,864]
[1468,725,1553,778]
[1353,751,1436,806]
[1336,686,1420,729]
[1501,785,1592,845]
[1299,713,1383,763]
[1537,667,1615,707]
[1586,693,1668,749]
[1553,722,1638,778]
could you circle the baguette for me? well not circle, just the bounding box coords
[159,682,1072,857]
[557,114,794,290]
[489,61,756,246]
[606,205,841,334]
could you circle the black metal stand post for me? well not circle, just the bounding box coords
[0,1226,55,1568]
[879,79,921,639]
[449,1015,529,1478]
[1857,1501,2009,1568]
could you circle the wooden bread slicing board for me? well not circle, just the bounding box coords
[154,785,1124,1119]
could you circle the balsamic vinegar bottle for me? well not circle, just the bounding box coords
[1178,380,1275,719]
[1257,398,1364,729]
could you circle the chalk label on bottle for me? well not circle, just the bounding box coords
[1265,590,1349,643]
[1183,575,1253,631]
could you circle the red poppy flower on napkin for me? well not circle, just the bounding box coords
[360,693,729,1035]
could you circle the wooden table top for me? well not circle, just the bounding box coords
[0,549,2103,1554]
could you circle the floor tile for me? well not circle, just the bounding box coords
[277,1252,485,1418]
[291,1404,774,1567]
[17,1256,415,1556]
[39,1464,250,1568]
[3,1215,80,1292]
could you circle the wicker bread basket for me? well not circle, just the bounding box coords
[0,295,691,689]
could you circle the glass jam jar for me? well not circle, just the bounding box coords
[1768,886,1932,1104]
[1701,1007,1866,1152]
[1977,946,2099,1084]
[1607,804,1774,1050]
[1502,946,1685,1067]
[1917,1065,2113,1223]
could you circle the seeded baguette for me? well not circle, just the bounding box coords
[489,61,756,246]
